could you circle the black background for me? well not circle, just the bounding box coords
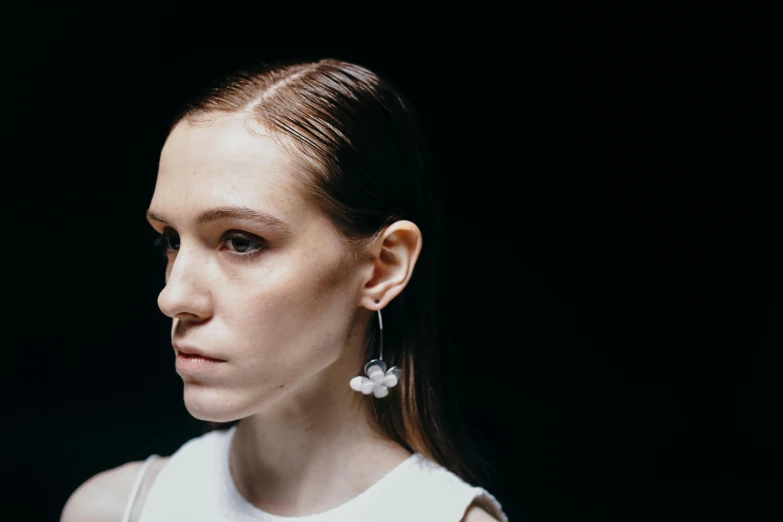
[7,4,780,522]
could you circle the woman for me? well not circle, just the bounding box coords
[61,58,508,521]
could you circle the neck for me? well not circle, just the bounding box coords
[228,343,411,516]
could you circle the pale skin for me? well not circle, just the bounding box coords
[60,114,499,521]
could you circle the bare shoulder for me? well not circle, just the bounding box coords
[60,457,170,522]
[461,503,502,522]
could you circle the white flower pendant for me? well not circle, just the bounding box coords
[349,359,402,398]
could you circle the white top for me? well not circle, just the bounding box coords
[125,425,508,522]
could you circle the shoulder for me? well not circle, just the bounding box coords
[461,503,503,522]
[406,455,504,521]
[60,457,170,522]
[60,460,143,522]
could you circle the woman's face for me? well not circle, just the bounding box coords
[147,114,370,422]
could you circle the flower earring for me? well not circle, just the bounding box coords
[349,307,402,398]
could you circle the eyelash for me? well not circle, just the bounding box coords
[152,231,267,260]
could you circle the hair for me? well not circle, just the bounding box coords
[166,58,493,487]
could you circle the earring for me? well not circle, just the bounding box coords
[349,308,402,398]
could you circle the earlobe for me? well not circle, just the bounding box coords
[359,220,422,310]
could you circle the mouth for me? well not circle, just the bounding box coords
[174,350,227,374]
[173,343,227,362]
[176,352,226,363]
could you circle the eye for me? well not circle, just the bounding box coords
[151,230,266,259]
[152,232,179,258]
[223,232,266,254]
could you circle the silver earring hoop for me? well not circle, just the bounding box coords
[349,308,402,398]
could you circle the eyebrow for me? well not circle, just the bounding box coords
[146,205,291,233]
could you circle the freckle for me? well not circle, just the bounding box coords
[280,384,284,388]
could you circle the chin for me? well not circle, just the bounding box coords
[181,385,250,423]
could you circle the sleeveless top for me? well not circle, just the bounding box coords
[123,425,508,522]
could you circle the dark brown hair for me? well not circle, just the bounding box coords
[169,58,492,487]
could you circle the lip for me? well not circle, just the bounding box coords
[173,343,227,362]
[175,351,227,374]
[173,344,227,375]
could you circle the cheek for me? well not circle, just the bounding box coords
[218,251,357,377]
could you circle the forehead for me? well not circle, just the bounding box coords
[153,114,306,221]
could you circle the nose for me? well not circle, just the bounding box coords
[157,246,212,320]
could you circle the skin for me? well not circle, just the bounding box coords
[60,112,500,521]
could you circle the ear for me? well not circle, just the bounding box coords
[358,220,423,310]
